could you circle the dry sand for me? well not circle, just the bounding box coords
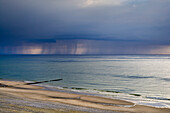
[0,80,170,113]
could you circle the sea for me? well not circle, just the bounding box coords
[0,54,170,108]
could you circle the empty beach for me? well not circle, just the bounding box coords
[0,80,169,113]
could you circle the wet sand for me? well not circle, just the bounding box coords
[0,80,170,113]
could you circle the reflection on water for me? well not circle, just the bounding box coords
[0,55,170,107]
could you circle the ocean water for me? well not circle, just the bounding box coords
[0,54,170,108]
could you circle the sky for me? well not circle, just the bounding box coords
[0,0,170,54]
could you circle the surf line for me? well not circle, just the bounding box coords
[48,96,136,108]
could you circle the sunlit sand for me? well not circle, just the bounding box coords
[0,80,169,113]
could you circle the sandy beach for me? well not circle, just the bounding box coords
[0,80,170,113]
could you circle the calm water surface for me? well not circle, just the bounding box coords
[0,55,170,107]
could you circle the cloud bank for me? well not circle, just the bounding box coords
[0,0,170,54]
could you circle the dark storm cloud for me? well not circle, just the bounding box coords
[0,0,170,54]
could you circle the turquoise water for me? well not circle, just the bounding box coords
[0,55,170,108]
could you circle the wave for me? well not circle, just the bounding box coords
[146,96,170,101]
[65,87,170,108]
[160,78,170,81]
[26,81,170,108]
[113,75,154,79]
[72,72,155,80]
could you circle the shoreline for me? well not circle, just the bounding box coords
[0,80,170,113]
[37,84,170,109]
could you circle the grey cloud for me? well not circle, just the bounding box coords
[0,0,170,54]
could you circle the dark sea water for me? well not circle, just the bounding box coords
[0,54,170,108]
